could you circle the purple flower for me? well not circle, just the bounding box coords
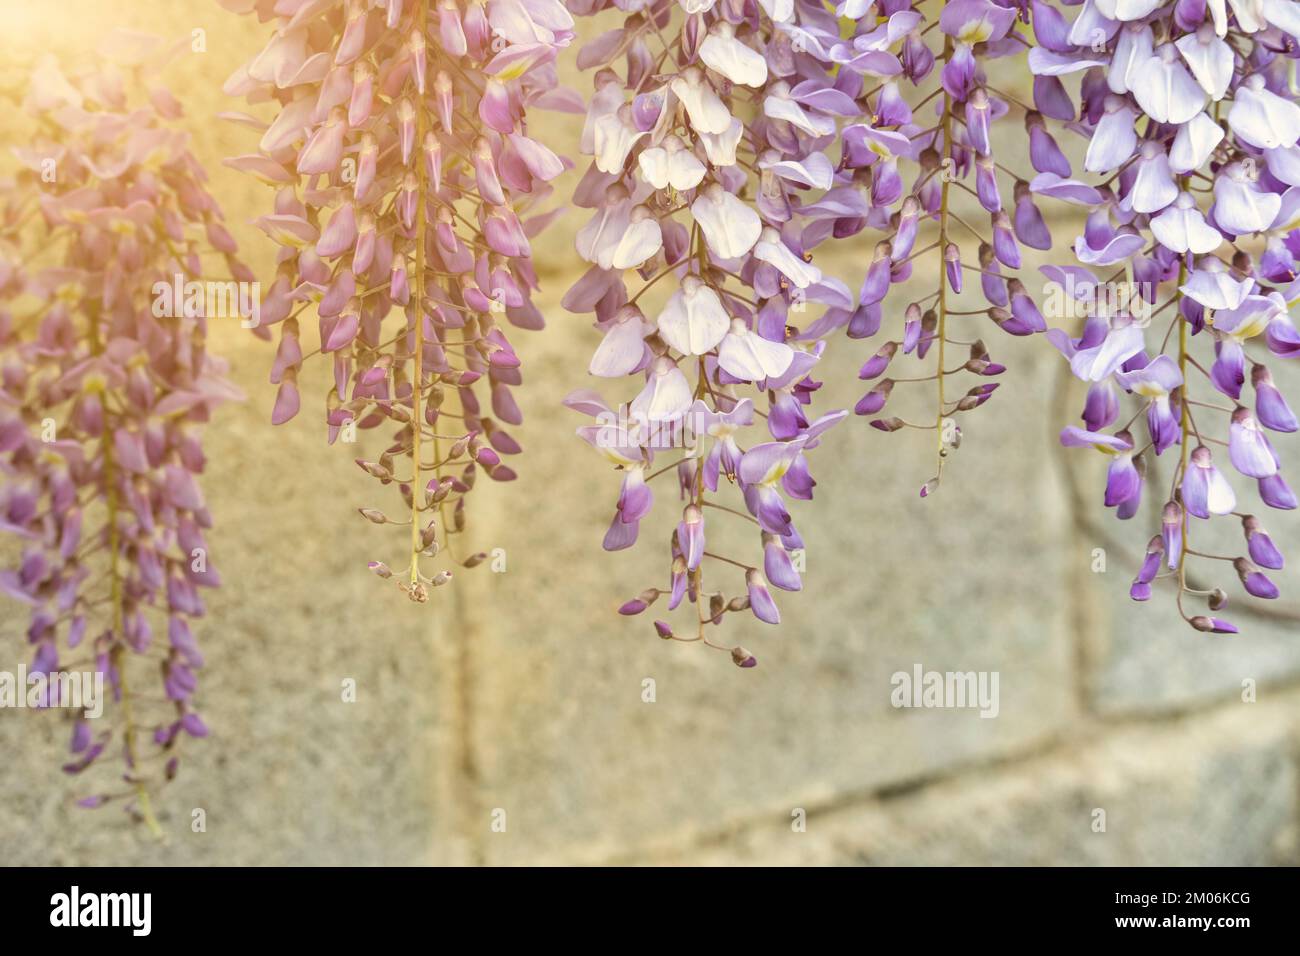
[1252,365,1298,432]
[1242,515,1285,570]
[563,1,848,660]
[1234,558,1280,600]
[1021,0,1300,633]
[745,569,781,626]
[1183,446,1237,519]
[229,0,569,603]
[1228,407,1279,479]
[2,54,244,827]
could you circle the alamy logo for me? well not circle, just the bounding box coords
[0,666,102,717]
[152,273,260,328]
[890,664,1000,718]
[593,408,707,451]
[49,886,151,936]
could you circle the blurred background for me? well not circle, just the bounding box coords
[1,1,1298,866]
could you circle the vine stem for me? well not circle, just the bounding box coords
[93,308,162,839]
[1172,173,1192,620]
[409,0,429,590]
[1176,253,1191,619]
[934,39,954,475]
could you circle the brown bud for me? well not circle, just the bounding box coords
[730,646,757,668]
[427,477,454,504]
[448,435,472,460]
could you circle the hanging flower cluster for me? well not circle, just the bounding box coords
[823,0,1053,498]
[0,55,248,831]
[223,0,575,602]
[563,0,865,665]
[1022,1,1300,632]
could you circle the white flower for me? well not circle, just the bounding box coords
[698,118,744,167]
[1123,141,1178,214]
[576,189,664,270]
[753,227,822,289]
[1180,266,1253,310]
[756,0,794,21]
[1265,144,1300,187]
[699,23,767,88]
[718,318,794,381]
[1175,25,1235,100]
[692,184,761,259]
[580,73,624,155]
[1131,45,1205,124]
[1085,97,1138,173]
[670,67,731,135]
[1095,0,1163,20]
[1170,112,1225,173]
[1213,161,1282,235]
[609,206,664,269]
[1263,0,1300,38]
[1108,23,1153,96]
[758,150,835,190]
[638,135,705,191]
[631,356,693,424]
[592,107,647,175]
[655,277,730,355]
[764,82,835,137]
[1228,75,1300,150]
[589,305,649,377]
[1150,193,1223,254]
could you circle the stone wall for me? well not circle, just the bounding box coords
[1,3,1297,867]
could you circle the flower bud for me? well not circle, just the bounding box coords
[1189,616,1238,634]
[731,647,757,668]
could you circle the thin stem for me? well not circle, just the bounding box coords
[1175,247,1191,618]
[703,551,752,571]
[934,42,954,479]
[701,500,758,524]
[93,307,162,839]
[408,0,430,591]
